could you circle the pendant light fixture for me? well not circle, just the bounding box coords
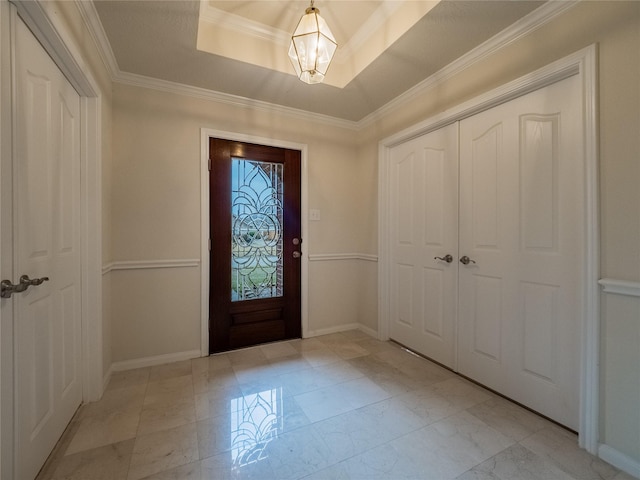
[288,0,337,84]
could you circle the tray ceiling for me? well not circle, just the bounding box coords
[94,0,546,121]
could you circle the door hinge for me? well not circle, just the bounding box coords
[208,238,211,251]
[208,158,211,171]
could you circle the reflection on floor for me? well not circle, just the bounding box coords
[36,330,633,480]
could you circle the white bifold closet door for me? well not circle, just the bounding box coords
[389,123,459,370]
[389,73,583,430]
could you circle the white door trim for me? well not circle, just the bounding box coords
[200,128,309,356]
[378,45,599,453]
[0,1,103,477]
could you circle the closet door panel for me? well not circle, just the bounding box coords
[458,74,583,430]
[389,123,459,369]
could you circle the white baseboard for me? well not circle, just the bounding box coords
[305,323,378,339]
[305,323,362,338]
[599,444,640,479]
[111,349,203,372]
[357,323,378,339]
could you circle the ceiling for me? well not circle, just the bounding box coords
[94,0,546,122]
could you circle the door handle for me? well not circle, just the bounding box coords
[434,254,453,263]
[1,275,49,298]
[459,256,476,265]
[292,251,301,259]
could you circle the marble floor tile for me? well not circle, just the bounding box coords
[200,450,276,480]
[294,376,390,422]
[312,360,365,386]
[429,377,494,408]
[311,396,424,463]
[227,346,268,367]
[466,396,548,441]
[300,348,342,367]
[194,384,246,421]
[79,384,146,420]
[277,366,332,396]
[191,353,232,375]
[316,332,351,346]
[137,460,202,480]
[232,361,281,385]
[65,409,141,456]
[37,331,631,480]
[193,366,239,395]
[293,384,357,423]
[144,374,193,398]
[107,368,150,391]
[149,360,193,382]
[339,329,371,341]
[267,353,313,376]
[339,440,426,479]
[137,394,196,436]
[456,443,576,480]
[51,439,134,480]
[521,425,624,480]
[127,423,199,480]
[288,337,326,352]
[329,342,370,360]
[196,413,235,459]
[264,424,334,479]
[260,341,299,359]
[389,411,514,479]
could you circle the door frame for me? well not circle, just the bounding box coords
[0,1,103,477]
[200,128,309,356]
[378,46,598,452]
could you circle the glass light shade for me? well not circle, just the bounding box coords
[288,6,337,84]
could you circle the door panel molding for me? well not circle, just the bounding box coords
[379,45,598,452]
[200,128,308,356]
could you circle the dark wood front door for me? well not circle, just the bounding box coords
[209,138,302,353]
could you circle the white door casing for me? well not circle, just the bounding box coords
[388,123,459,369]
[457,74,583,429]
[14,15,83,479]
[378,46,598,451]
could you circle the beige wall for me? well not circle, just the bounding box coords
[108,0,639,466]
[111,84,361,361]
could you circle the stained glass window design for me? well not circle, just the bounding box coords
[231,158,284,301]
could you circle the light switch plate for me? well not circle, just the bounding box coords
[309,209,321,221]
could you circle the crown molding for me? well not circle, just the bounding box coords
[115,70,359,130]
[74,0,119,79]
[80,0,577,131]
[358,0,579,128]
[199,4,290,46]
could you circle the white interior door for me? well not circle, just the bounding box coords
[388,123,459,369]
[457,74,583,430]
[13,16,82,479]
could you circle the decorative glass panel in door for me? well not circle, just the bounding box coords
[210,139,301,353]
[231,159,284,301]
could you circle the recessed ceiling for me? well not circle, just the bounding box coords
[197,1,441,88]
[94,0,546,121]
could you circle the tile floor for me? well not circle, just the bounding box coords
[36,330,634,480]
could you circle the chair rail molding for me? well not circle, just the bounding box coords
[599,278,640,297]
[102,259,200,275]
[308,253,378,262]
